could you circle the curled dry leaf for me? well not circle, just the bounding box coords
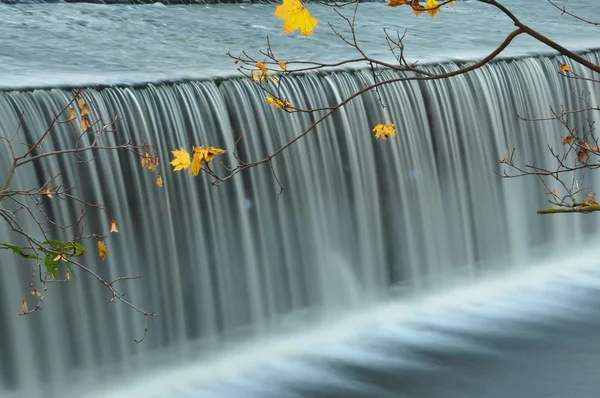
[562,135,575,145]
[156,173,163,187]
[110,219,119,233]
[67,107,77,122]
[141,151,151,169]
[80,115,92,131]
[578,146,591,163]
[387,0,412,6]
[41,186,53,198]
[21,299,28,315]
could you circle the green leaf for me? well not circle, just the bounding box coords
[61,242,86,257]
[44,255,59,279]
[0,243,40,260]
[42,239,65,248]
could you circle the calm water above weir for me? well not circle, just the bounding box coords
[0,1,599,88]
[1,1,600,397]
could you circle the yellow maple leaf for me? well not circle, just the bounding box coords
[190,147,206,177]
[424,0,441,17]
[77,96,86,110]
[110,219,119,233]
[559,63,571,73]
[257,61,268,75]
[205,146,226,162]
[170,148,191,172]
[274,0,318,37]
[372,123,397,142]
[97,241,109,261]
[266,96,293,111]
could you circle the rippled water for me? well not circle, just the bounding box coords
[0,0,599,88]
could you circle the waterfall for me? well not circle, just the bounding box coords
[0,51,598,396]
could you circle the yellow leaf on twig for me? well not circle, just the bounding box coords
[372,123,397,142]
[170,148,191,172]
[98,241,109,261]
[257,61,268,75]
[190,147,206,177]
[266,97,293,111]
[274,0,318,37]
[559,63,571,73]
[205,146,226,162]
[424,0,441,17]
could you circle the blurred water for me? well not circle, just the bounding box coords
[1,1,600,397]
[1,49,599,396]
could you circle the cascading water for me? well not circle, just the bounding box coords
[1,49,599,396]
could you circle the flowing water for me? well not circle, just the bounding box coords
[1,1,600,397]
